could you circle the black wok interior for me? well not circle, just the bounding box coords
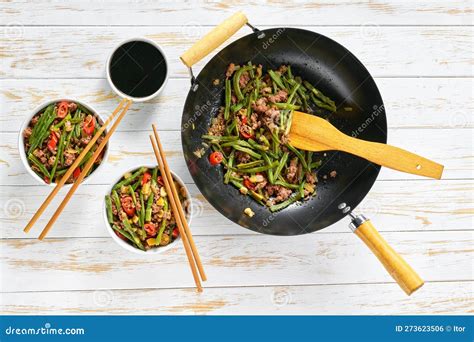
[181,28,387,235]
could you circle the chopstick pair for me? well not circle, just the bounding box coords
[24,98,133,239]
[149,124,207,292]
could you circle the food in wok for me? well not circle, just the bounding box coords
[202,63,337,212]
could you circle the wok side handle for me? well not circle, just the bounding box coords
[351,216,424,295]
[180,12,248,68]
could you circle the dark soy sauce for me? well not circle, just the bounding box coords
[109,40,167,98]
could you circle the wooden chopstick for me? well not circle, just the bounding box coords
[149,131,205,292]
[37,99,133,240]
[24,98,128,234]
[151,124,207,281]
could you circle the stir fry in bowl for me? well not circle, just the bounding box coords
[105,166,189,252]
[202,63,337,212]
[22,100,107,184]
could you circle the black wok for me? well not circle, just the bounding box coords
[179,12,425,295]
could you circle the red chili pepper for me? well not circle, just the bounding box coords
[73,167,81,180]
[83,115,95,136]
[44,176,50,184]
[243,178,255,190]
[157,175,164,186]
[141,172,151,185]
[241,116,248,125]
[120,196,135,217]
[47,132,58,151]
[209,151,223,166]
[144,223,157,237]
[57,101,69,119]
[239,124,254,139]
[172,227,179,239]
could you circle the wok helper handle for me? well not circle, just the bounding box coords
[349,214,424,295]
[180,12,248,67]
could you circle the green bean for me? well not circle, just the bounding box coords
[28,105,56,154]
[273,152,289,180]
[105,195,114,224]
[270,193,303,212]
[155,198,168,246]
[111,225,136,246]
[268,70,285,89]
[122,218,144,250]
[129,185,137,206]
[235,161,278,173]
[231,145,261,159]
[272,103,300,110]
[145,192,154,222]
[230,102,244,113]
[139,192,145,228]
[152,167,158,181]
[53,114,71,130]
[236,160,264,169]
[224,150,235,184]
[50,129,67,181]
[224,79,231,120]
[202,135,239,142]
[310,93,336,112]
[113,167,147,190]
[112,190,121,212]
[286,143,309,171]
[275,180,299,190]
[247,139,269,152]
[262,152,275,184]
[28,154,50,179]
[299,181,306,198]
[74,120,81,138]
[221,139,251,149]
[310,160,322,169]
[233,66,252,101]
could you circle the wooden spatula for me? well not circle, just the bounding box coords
[289,111,444,179]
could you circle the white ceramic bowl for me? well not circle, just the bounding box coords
[19,98,110,187]
[103,165,191,255]
[106,37,169,102]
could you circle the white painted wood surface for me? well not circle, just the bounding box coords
[0,0,472,315]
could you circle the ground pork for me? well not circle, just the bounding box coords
[226,63,236,78]
[23,127,32,139]
[33,149,47,164]
[265,184,292,203]
[262,107,280,130]
[305,171,317,184]
[286,158,298,183]
[330,170,337,178]
[235,151,251,164]
[239,71,250,88]
[207,110,225,136]
[249,112,261,130]
[64,152,76,166]
[267,89,288,103]
[252,98,269,114]
[80,136,92,146]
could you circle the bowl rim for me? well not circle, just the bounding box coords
[105,36,169,103]
[18,98,110,187]
[103,164,192,255]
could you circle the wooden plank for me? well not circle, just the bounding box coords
[1,1,472,26]
[1,26,473,78]
[0,231,472,292]
[1,78,472,131]
[1,281,472,315]
[1,180,472,238]
[1,129,472,186]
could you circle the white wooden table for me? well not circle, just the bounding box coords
[1,1,473,315]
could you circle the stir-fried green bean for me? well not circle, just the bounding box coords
[202,63,337,212]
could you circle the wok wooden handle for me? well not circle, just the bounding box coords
[342,136,444,179]
[353,219,424,295]
[180,11,248,67]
